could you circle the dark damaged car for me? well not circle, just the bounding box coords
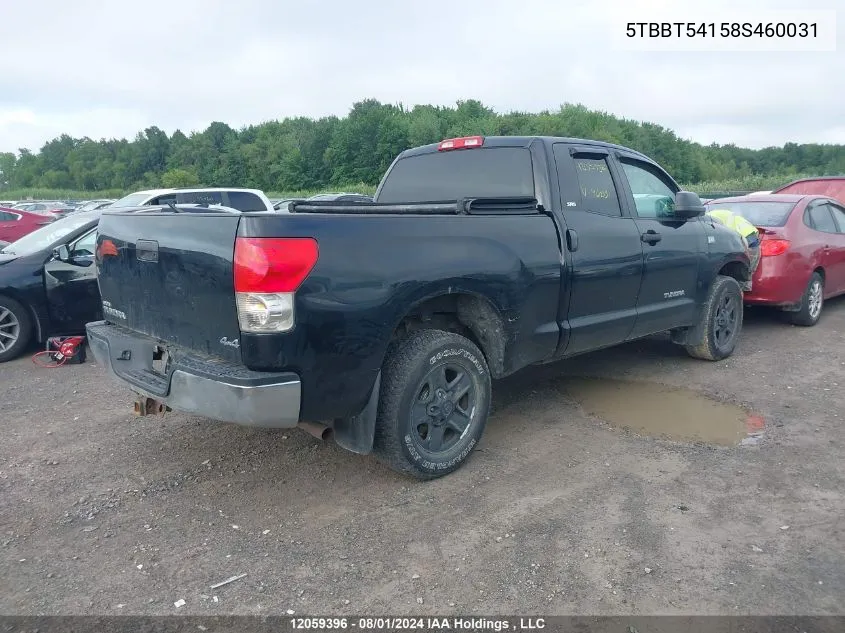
[0,205,180,362]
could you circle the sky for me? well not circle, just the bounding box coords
[0,0,842,154]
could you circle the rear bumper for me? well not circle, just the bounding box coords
[743,256,806,308]
[86,321,301,428]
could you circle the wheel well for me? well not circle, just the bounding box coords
[392,293,507,378]
[718,260,750,283]
[814,267,825,283]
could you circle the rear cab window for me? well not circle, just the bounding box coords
[376,146,535,203]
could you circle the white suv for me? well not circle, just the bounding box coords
[109,188,277,212]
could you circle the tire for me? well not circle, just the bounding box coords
[684,275,744,361]
[0,295,33,363]
[373,329,491,480]
[786,272,824,327]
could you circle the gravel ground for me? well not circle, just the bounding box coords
[1,301,844,617]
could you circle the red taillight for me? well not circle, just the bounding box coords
[438,136,484,151]
[760,238,790,257]
[96,239,119,260]
[233,237,318,293]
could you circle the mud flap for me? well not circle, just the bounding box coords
[671,323,702,347]
[333,372,380,455]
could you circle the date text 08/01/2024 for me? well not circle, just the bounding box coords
[289,617,547,631]
[626,22,818,38]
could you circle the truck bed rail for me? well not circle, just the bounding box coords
[287,196,542,215]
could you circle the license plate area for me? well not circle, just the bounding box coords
[151,345,171,377]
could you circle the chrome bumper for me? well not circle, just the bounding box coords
[86,321,301,428]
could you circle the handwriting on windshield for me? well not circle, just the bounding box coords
[576,161,608,173]
[581,187,609,199]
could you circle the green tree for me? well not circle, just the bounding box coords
[3,98,844,195]
[161,168,200,187]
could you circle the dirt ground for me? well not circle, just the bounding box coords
[1,301,844,617]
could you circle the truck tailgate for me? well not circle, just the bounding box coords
[95,211,243,363]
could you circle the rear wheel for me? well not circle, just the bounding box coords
[684,275,744,361]
[787,272,824,327]
[373,329,491,480]
[0,296,33,363]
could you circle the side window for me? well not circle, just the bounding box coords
[226,191,267,212]
[828,203,845,234]
[72,230,97,257]
[149,194,176,206]
[571,155,623,217]
[808,204,838,233]
[0,211,17,221]
[178,191,224,206]
[619,160,677,218]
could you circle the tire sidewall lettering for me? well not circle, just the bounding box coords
[429,347,485,375]
[404,433,478,471]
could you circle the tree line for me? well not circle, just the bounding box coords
[1,99,843,195]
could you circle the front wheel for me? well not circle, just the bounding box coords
[684,275,744,361]
[786,272,824,327]
[373,329,491,479]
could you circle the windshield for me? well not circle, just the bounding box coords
[377,147,535,203]
[705,200,797,227]
[111,193,151,208]
[0,212,98,256]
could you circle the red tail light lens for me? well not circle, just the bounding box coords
[234,237,318,293]
[760,238,790,257]
[438,136,484,151]
[96,239,119,261]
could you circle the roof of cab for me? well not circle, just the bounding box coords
[398,135,656,163]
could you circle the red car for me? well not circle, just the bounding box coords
[0,207,54,244]
[705,194,845,326]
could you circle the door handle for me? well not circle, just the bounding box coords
[641,230,662,245]
[566,228,579,252]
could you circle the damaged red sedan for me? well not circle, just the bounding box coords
[705,194,845,326]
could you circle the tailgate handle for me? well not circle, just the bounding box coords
[136,239,159,263]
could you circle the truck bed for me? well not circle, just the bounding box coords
[93,206,563,421]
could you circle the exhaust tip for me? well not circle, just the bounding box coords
[298,421,333,442]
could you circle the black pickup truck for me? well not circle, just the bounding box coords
[87,136,750,479]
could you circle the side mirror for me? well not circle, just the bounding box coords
[53,245,70,261]
[672,191,705,219]
[70,252,94,267]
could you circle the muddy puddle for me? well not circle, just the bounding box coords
[562,377,763,446]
